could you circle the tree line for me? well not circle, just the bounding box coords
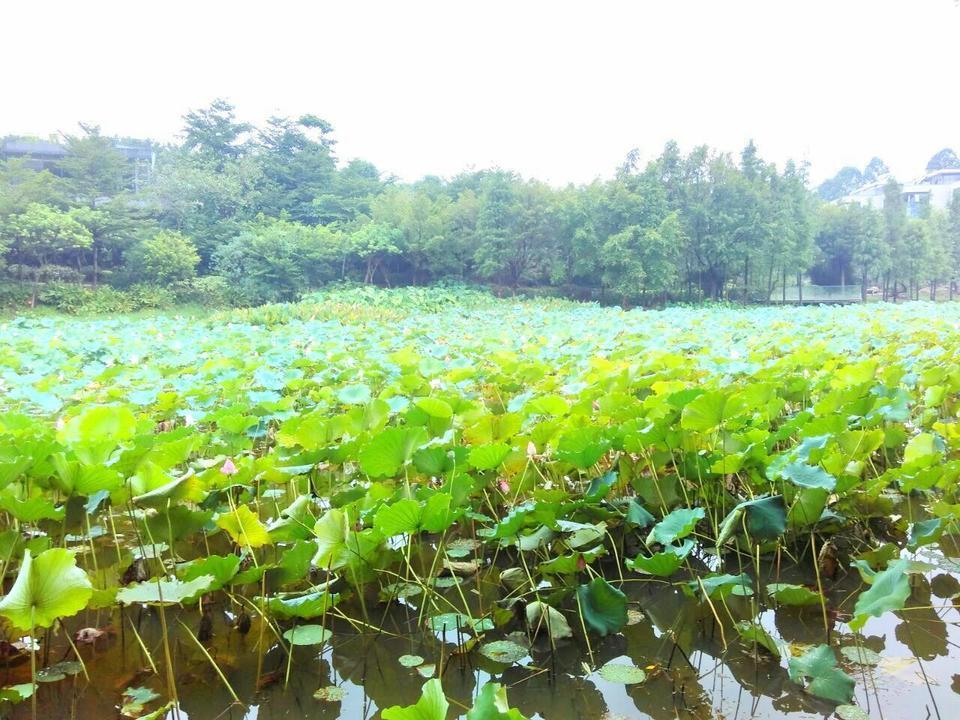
[2,99,959,309]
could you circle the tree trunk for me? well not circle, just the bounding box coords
[743,256,749,303]
[797,272,803,305]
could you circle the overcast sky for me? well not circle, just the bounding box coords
[3,0,958,185]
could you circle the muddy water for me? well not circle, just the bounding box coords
[11,545,960,720]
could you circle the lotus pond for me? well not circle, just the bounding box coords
[1,290,960,720]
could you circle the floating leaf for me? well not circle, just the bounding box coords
[36,660,83,683]
[840,646,881,667]
[597,662,647,685]
[265,591,339,619]
[121,686,160,717]
[479,640,528,664]
[399,654,425,667]
[787,644,855,704]
[283,624,331,646]
[766,583,821,607]
[314,686,347,702]
[836,704,870,720]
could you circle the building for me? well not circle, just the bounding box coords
[0,136,156,188]
[0,138,69,172]
[838,168,960,217]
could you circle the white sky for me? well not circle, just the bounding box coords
[2,0,959,185]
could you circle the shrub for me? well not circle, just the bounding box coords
[0,282,31,309]
[214,218,342,306]
[128,284,176,309]
[170,275,231,307]
[126,230,200,285]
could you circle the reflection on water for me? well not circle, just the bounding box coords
[12,543,960,720]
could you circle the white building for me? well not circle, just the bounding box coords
[839,168,960,217]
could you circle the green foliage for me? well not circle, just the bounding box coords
[126,230,200,284]
[787,644,856,703]
[214,216,342,305]
[381,679,448,720]
[850,559,912,630]
[0,549,92,630]
[466,683,529,720]
[0,288,959,712]
[576,578,628,636]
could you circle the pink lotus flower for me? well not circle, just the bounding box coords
[220,458,238,475]
[498,479,510,494]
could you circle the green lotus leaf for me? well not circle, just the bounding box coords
[117,575,214,605]
[360,427,428,477]
[576,577,627,636]
[646,507,704,546]
[850,559,911,630]
[0,549,93,630]
[787,644,855,703]
[627,539,694,577]
[466,682,529,720]
[283,624,331,646]
[381,678,448,720]
[597,662,647,685]
[468,443,511,471]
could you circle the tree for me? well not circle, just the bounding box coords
[370,187,457,284]
[949,190,960,298]
[148,150,261,269]
[473,172,521,285]
[314,159,386,225]
[59,125,130,205]
[348,222,403,284]
[926,148,960,172]
[816,166,864,202]
[181,99,252,166]
[254,114,338,223]
[0,158,66,217]
[1,203,92,303]
[601,213,682,304]
[812,202,883,299]
[863,157,889,182]
[882,179,909,300]
[214,217,342,304]
[69,201,157,286]
[126,230,200,284]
